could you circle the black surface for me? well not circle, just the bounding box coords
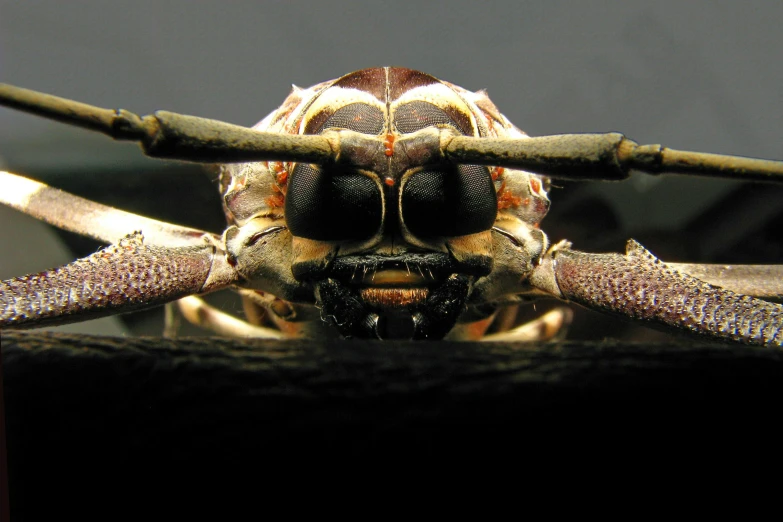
[3,331,783,517]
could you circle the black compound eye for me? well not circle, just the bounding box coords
[308,103,385,135]
[285,163,382,241]
[401,165,497,238]
[394,101,473,135]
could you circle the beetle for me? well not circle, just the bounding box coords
[1,67,782,343]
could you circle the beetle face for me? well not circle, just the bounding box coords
[221,67,551,339]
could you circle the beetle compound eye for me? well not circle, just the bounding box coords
[401,165,497,238]
[322,103,385,134]
[306,103,385,135]
[285,163,382,241]
[393,100,473,135]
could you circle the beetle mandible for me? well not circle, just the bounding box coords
[1,67,782,344]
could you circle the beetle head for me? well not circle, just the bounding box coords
[221,68,551,339]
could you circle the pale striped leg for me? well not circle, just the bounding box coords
[175,295,284,339]
[0,171,217,247]
[482,307,573,342]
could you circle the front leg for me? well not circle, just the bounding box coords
[530,240,783,346]
[0,232,240,329]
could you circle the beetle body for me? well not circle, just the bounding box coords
[221,67,551,339]
[1,68,782,344]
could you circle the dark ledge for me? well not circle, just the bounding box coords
[3,331,783,515]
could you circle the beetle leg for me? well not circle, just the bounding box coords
[666,263,783,301]
[163,302,182,338]
[530,240,783,346]
[172,295,283,339]
[0,232,240,329]
[481,307,573,343]
[0,171,218,247]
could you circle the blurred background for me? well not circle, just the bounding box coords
[0,0,781,340]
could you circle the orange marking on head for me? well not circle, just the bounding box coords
[480,108,498,136]
[530,178,541,195]
[384,177,395,186]
[271,162,289,187]
[266,194,285,208]
[522,197,530,206]
[266,184,286,208]
[384,134,395,157]
[491,167,504,181]
[496,181,522,210]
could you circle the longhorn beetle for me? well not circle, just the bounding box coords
[1,67,782,344]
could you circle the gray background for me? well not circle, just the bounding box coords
[1,1,781,337]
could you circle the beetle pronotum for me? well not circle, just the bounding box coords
[1,67,782,344]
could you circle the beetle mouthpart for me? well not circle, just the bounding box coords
[355,268,431,309]
[359,286,430,308]
[329,252,455,282]
[411,273,472,340]
[359,268,428,285]
[314,278,381,339]
[314,273,472,340]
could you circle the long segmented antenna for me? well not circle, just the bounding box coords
[443,132,783,182]
[2,83,783,182]
[0,83,335,163]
